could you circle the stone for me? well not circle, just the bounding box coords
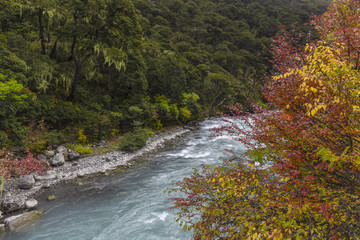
[42,181,51,189]
[56,146,68,155]
[77,171,85,178]
[97,140,106,146]
[50,153,65,166]
[35,170,57,180]
[4,210,44,232]
[18,175,35,189]
[1,197,25,213]
[0,224,5,233]
[25,199,38,210]
[68,152,80,161]
[44,150,55,158]
[47,195,56,201]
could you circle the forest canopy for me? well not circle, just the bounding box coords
[0,0,330,149]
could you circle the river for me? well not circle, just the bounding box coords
[4,118,247,240]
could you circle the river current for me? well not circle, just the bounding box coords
[4,118,247,240]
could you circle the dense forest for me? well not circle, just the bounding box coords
[0,0,330,151]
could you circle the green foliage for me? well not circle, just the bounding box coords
[118,123,154,151]
[179,106,191,122]
[0,0,330,150]
[181,93,201,120]
[67,144,93,155]
[0,74,29,145]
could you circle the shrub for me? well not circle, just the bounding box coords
[0,148,49,179]
[67,144,93,155]
[118,125,154,151]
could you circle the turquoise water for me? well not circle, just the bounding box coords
[4,119,247,240]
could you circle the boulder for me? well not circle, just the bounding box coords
[18,175,35,189]
[44,150,55,158]
[1,197,25,213]
[68,152,80,161]
[25,199,38,210]
[4,210,44,232]
[35,170,57,180]
[50,153,65,166]
[0,224,5,233]
[56,146,67,155]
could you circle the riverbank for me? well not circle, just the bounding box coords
[0,126,192,232]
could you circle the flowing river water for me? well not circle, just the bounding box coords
[4,119,248,240]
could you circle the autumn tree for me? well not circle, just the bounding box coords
[170,1,360,239]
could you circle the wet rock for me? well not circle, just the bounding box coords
[44,150,55,158]
[68,152,80,161]
[105,157,111,162]
[50,153,65,166]
[18,175,35,189]
[0,224,5,233]
[25,199,38,210]
[4,210,44,232]
[47,195,56,201]
[1,197,25,213]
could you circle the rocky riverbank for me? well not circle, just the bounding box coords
[0,126,192,233]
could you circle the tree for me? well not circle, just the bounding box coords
[170,1,360,239]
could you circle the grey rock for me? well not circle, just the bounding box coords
[68,152,80,161]
[35,170,57,180]
[5,210,44,232]
[97,140,106,146]
[34,182,42,187]
[56,146,68,155]
[18,175,35,190]
[0,224,5,232]
[77,171,85,178]
[25,199,38,210]
[44,150,55,158]
[105,157,111,162]
[42,181,51,188]
[50,153,65,166]
[1,197,25,213]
